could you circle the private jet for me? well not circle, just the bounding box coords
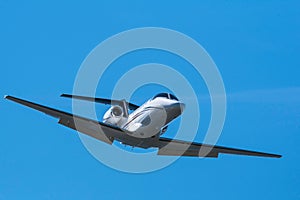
[4,93,281,158]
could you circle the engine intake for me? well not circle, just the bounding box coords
[111,106,123,117]
[103,105,124,125]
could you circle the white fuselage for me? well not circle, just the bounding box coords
[103,95,185,138]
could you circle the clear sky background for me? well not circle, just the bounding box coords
[1,1,300,199]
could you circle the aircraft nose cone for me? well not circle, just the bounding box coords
[163,102,185,124]
[170,102,186,113]
[179,102,186,111]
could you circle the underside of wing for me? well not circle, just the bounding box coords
[60,94,139,110]
[4,95,128,145]
[157,137,281,158]
[5,95,281,158]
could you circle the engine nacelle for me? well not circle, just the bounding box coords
[103,105,125,126]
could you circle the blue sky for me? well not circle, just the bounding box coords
[1,1,300,199]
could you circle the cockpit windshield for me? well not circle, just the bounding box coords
[169,94,179,101]
[152,93,179,101]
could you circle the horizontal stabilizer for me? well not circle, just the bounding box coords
[61,94,139,110]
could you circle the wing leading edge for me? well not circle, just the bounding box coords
[4,95,124,145]
[157,137,281,158]
[60,94,139,110]
[5,95,281,158]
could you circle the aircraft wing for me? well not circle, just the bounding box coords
[61,94,139,110]
[157,137,281,158]
[4,95,125,145]
[5,95,281,158]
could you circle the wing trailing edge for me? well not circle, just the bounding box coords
[4,95,120,145]
[157,137,281,158]
[5,95,282,159]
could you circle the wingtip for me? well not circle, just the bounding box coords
[60,94,71,97]
[4,95,10,99]
[60,94,68,97]
[268,153,282,158]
